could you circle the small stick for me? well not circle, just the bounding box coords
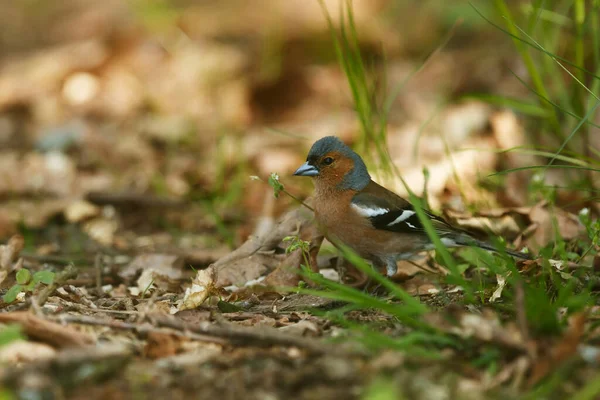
[54,314,227,345]
[514,280,535,358]
[94,253,103,295]
[32,264,78,309]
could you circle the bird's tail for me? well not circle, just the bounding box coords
[453,235,532,260]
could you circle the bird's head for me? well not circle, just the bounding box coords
[294,136,370,191]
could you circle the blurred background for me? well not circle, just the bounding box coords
[0,0,597,255]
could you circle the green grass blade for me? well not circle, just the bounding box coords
[571,372,600,400]
[545,99,600,168]
[463,93,549,117]
[493,0,561,132]
[490,164,600,177]
[471,4,600,81]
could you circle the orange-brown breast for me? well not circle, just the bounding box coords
[312,181,428,261]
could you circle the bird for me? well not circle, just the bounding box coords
[293,136,530,277]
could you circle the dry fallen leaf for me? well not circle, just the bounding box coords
[528,202,585,248]
[0,340,57,364]
[83,217,119,246]
[214,206,318,288]
[143,331,188,359]
[216,254,275,287]
[490,110,536,207]
[278,320,320,337]
[64,199,100,223]
[446,201,585,250]
[176,266,218,313]
[0,234,24,270]
[120,254,184,281]
[0,234,24,287]
[489,274,507,303]
[426,308,526,352]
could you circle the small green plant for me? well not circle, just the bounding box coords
[0,324,24,347]
[282,235,310,255]
[2,268,55,304]
[252,172,313,210]
[268,173,284,198]
[361,377,402,400]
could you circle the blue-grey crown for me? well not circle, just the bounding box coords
[307,136,371,190]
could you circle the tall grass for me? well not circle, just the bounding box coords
[299,0,600,396]
[473,0,600,189]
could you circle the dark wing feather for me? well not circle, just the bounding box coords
[351,181,532,259]
[351,181,456,235]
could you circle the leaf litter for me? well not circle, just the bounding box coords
[0,1,598,399]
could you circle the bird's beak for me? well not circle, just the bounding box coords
[293,161,319,177]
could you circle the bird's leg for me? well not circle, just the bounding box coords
[336,255,346,283]
[385,258,397,277]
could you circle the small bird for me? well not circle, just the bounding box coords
[294,136,529,277]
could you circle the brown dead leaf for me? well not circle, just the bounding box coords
[214,206,318,287]
[427,308,527,352]
[491,110,536,207]
[64,199,100,223]
[393,259,434,281]
[118,254,185,296]
[0,210,18,239]
[0,199,70,230]
[278,320,320,337]
[235,314,277,328]
[216,254,275,287]
[528,202,585,248]
[154,343,222,369]
[171,309,212,324]
[403,276,451,297]
[120,253,184,281]
[0,234,24,286]
[445,208,529,240]
[83,216,119,246]
[447,201,585,250]
[143,331,188,359]
[264,251,304,287]
[0,234,24,270]
[264,214,323,288]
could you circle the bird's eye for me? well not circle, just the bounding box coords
[323,157,334,165]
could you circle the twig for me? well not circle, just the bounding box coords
[55,313,358,356]
[33,264,78,309]
[61,301,137,315]
[137,290,159,323]
[94,253,103,295]
[514,280,534,358]
[21,253,93,266]
[149,314,354,356]
[54,314,227,345]
[212,207,313,269]
[0,312,94,348]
